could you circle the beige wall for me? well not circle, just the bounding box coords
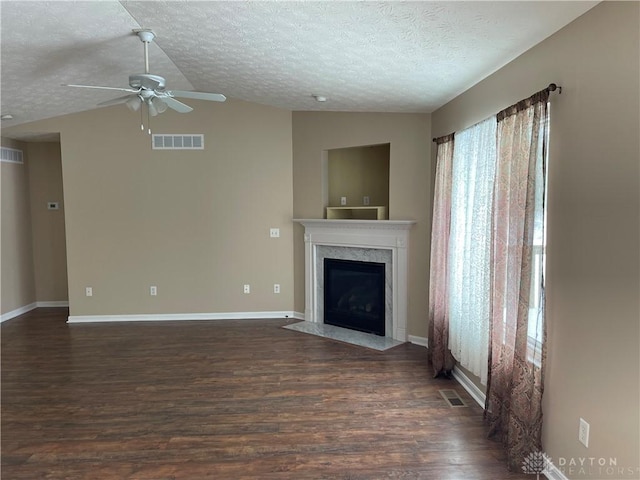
[4,99,294,317]
[292,112,431,336]
[432,2,639,476]
[328,144,390,209]
[1,138,36,314]
[27,142,68,303]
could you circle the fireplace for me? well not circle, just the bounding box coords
[324,258,386,336]
[294,219,415,342]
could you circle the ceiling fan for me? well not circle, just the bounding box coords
[65,29,225,121]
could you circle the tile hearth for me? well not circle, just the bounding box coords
[283,321,404,351]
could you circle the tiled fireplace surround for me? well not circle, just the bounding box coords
[295,219,415,342]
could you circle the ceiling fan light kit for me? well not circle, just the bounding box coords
[64,28,226,134]
[152,97,168,114]
[125,96,142,112]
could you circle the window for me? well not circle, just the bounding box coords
[526,102,550,366]
[446,102,549,380]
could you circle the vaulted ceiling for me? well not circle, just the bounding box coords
[1,1,597,129]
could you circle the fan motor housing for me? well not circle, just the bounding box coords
[129,74,166,91]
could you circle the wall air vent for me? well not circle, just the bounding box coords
[1,146,24,164]
[152,134,204,150]
[439,389,468,408]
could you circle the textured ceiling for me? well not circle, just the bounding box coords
[1,1,598,130]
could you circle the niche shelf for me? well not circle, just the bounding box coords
[326,206,387,220]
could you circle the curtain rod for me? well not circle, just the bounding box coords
[432,83,561,142]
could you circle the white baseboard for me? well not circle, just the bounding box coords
[400,337,486,409]
[37,301,69,308]
[291,311,306,320]
[68,311,300,323]
[408,335,428,348]
[1,302,37,323]
[1,301,70,323]
[405,335,487,408]
[452,366,486,408]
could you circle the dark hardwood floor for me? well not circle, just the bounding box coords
[2,308,530,479]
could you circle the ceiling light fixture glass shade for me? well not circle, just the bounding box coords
[147,99,158,117]
[126,96,142,112]
[151,97,168,114]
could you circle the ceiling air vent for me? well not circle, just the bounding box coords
[439,389,467,408]
[152,134,204,150]
[1,146,24,164]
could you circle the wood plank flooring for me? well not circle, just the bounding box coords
[2,308,531,479]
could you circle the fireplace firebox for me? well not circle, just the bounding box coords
[323,258,385,336]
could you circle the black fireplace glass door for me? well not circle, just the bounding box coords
[324,258,385,336]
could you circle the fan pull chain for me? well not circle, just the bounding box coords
[147,103,152,135]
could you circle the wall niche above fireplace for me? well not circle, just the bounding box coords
[325,143,390,220]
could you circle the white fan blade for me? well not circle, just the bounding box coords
[163,96,194,113]
[97,94,137,107]
[63,84,139,93]
[167,90,226,102]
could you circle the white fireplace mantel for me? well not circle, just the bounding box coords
[294,219,415,342]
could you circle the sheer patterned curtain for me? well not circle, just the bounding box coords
[428,134,455,377]
[485,90,549,470]
[447,118,497,386]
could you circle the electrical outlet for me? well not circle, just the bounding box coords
[243,284,250,294]
[340,196,347,206]
[85,287,93,297]
[273,284,280,294]
[579,418,590,447]
[270,228,280,238]
[150,286,157,296]
[363,196,370,206]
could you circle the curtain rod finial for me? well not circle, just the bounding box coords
[548,83,562,94]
